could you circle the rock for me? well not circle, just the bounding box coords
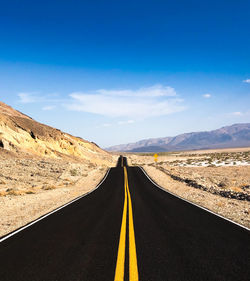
[0,138,11,150]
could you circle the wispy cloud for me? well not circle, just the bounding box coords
[18,93,42,104]
[118,120,135,125]
[203,93,211,98]
[226,111,250,118]
[232,111,243,116]
[42,105,56,111]
[102,123,112,127]
[97,84,177,97]
[65,85,186,119]
[18,93,63,107]
[243,79,250,83]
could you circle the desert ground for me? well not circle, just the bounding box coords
[126,147,250,228]
[1,147,249,237]
[0,154,118,237]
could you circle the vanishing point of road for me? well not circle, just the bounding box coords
[0,156,249,280]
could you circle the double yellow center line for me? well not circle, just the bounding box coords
[114,167,139,281]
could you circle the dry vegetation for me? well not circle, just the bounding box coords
[0,156,117,237]
[126,147,250,228]
[0,158,109,196]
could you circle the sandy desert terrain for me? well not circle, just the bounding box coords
[0,155,117,237]
[126,147,250,228]
[1,146,249,237]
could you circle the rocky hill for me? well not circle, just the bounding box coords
[0,102,112,165]
[107,123,250,152]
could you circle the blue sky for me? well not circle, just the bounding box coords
[0,0,250,147]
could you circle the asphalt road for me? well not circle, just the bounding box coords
[0,156,249,281]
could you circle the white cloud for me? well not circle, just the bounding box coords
[42,105,56,111]
[232,111,243,116]
[65,85,186,119]
[230,111,250,117]
[103,123,112,127]
[225,111,250,118]
[18,93,41,104]
[118,120,135,125]
[97,84,177,97]
[243,79,250,83]
[18,93,63,104]
[203,93,211,98]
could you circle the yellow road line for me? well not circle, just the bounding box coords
[114,167,128,280]
[125,168,139,281]
[114,167,139,281]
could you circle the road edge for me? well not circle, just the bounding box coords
[0,168,111,243]
[140,167,250,232]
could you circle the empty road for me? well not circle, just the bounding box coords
[0,156,249,280]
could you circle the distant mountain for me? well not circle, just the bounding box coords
[106,123,250,152]
[0,101,112,165]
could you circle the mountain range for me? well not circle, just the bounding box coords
[106,123,250,152]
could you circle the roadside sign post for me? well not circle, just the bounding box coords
[154,153,158,165]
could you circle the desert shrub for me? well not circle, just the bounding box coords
[26,190,35,194]
[230,186,243,192]
[216,201,225,208]
[43,185,57,190]
[6,188,23,196]
[0,191,7,196]
[218,182,226,188]
[70,169,78,176]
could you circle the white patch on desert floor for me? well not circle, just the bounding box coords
[142,165,250,229]
[125,148,250,229]
[179,160,250,167]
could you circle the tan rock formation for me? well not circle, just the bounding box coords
[0,101,113,165]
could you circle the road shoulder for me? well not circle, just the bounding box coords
[0,167,109,237]
[143,165,250,229]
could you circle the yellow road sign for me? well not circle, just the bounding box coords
[154,153,158,162]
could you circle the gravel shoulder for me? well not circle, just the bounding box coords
[143,165,250,228]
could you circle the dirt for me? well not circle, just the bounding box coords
[1,146,249,237]
[0,156,118,237]
[126,148,250,229]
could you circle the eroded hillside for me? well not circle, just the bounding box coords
[0,102,113,165]
[0,101,117,237]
